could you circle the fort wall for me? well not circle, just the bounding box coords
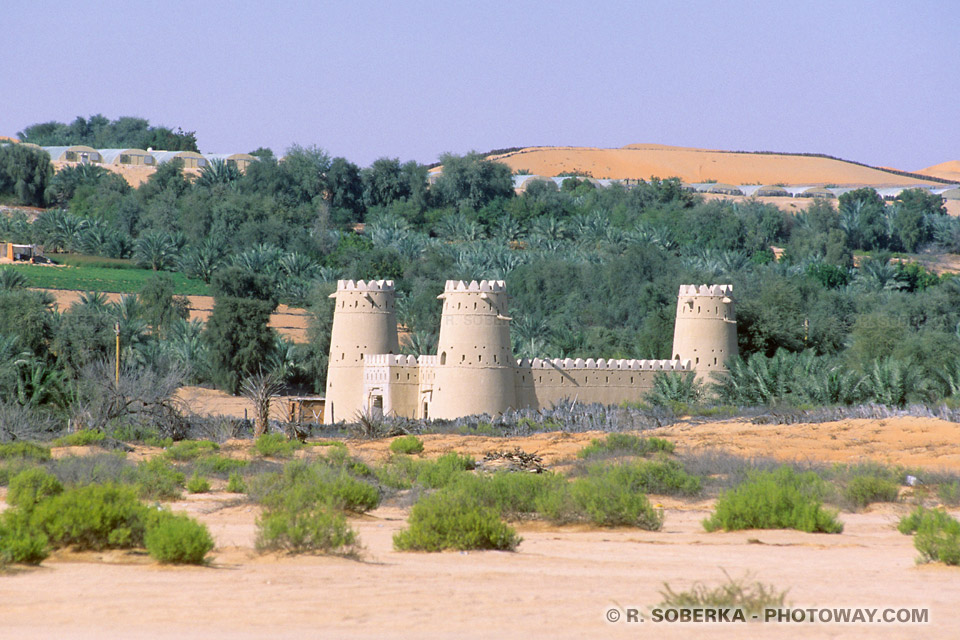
[328,280,736,422]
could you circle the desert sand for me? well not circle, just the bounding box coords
[491,144,944,186]
[38,289,311,343]
[917,161,960,183]
[3,418,960,639]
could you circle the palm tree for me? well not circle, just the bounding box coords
[0,268,28,291]
[134,230,179,271]
[196,158,241,188]
[179,238,225,283]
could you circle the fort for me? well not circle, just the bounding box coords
[323,279,738,423]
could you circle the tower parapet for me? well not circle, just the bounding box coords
[672,283,738,378]
[324,279,400,423]
[429,279,516,418]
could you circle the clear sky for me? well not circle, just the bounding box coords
[2,1,957,170]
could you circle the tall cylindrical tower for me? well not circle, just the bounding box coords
[672,284,738,379]
[430,280,517,419]
[324,279,400,423]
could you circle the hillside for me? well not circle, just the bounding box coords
[489,144,945,185]
[917,160,960,183]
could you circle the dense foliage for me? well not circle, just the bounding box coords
[1,119,959,423]
[18,115,198,152]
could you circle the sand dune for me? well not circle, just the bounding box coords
[917,160,960,183]
[491,145,942,186]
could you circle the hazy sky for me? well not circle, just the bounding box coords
[2,1,957,170]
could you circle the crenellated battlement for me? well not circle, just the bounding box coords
[364,354,418,367]
[336,279,395,292]
[678,284,733,297]
[418,355,439,367]
[516,357,692,371]
[442,279,507,293]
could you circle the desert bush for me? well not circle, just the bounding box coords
[415,453,475,488]
[322,445,374,477]
[52,430,106,447]
[659,572,788,617]
[937,482,960,507]
[254,433,303,458]
[194,454,249,477]
[186,472,210,494]
[144,511,215,565]
[0,460,35,486]
[249,460,380,514]
[537,468,664,529]
[448,471,567,520]
[51,452,135,486]
[576,433,674,459]
[255,504,359,556]
[703,467,842,533]
[135,458,185,500]
[389,435,424,455]
[901,507,960,566]
[164,439,219,461]
[585,459,702,497]
[0,510,49,565]
[0,442,51,462]
[226,471,246,493]
[7,468,63,511]
[393,490,520,552]
[842,475,899,510]
[31,483,149,550]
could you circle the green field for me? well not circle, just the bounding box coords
[8,264,210,296]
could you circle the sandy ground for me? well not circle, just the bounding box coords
[3,418,960,637]
[490,144,946,185]
[38,289,311,343]
[2,448,958,639]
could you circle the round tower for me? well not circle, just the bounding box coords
[324,279,400,423]
[672,284,738,379]
[430,280,517,419]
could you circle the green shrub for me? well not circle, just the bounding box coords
[254,433,303,458]
[186,472,211,494]
[164,440,219,461]
[581,459,702,497]
[900,507,960,566]
[145,511,215,565]
[843,475,899,510]
[577,434,675,459]
[323,446,374,477]
[703,467,842,534]
[898,506,951,534]
[937,482,960,506]
[226,471,246,493]
[450,472,566,520]
[7,468,63,511]
[31,483,149,550]
[256,505,359,555]
[0,460,34,486]
[537,470,664,529]
[0,442,51,462]
[135,458,185,500]
[195,455,249,476]
[393,491,520,552]
[144,436,174,448]
[416,453,475,488]
[0,510,49,565]
[390,435,424,455]
[52,430,106,447]
[249,460,380,514]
